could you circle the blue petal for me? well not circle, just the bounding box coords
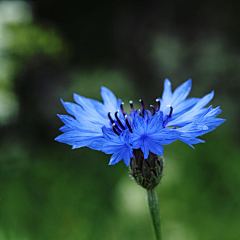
[107,144,132,166]
[101,144,123,154]
[147,111,163,134]
[119,129,132,146]
[57,114,83,131]
[168,91,214,126]
[101,86,119,113]
[160,79,194,116]
[179,137,205,148]
[54,131,101,148]
[73,93,103,111]
[177,106,226,145]
[102,126,118,141]
[60,99,83,121]
[108,151,123,165]
[73,93,107,124]
[108,144,132,166]
[141,138,150,159]
[205,106,222,118]
[198,118,226,135]
[132,115,147,135]
[131,134,143,149]
[162,78,172,104]
[87,138,108,151]
[59,125,72,132]
[171,79,192,105]
[170,97,199,116]
[193,91,214,109]
[148,142,164,156]
[60,99,103,127]
[122,152,131,166]
[149,128,180,145]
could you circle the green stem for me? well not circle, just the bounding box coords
[146,189,162,240]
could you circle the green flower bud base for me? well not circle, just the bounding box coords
[129,149,164,190]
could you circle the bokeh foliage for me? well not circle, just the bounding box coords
[0,1,239,240]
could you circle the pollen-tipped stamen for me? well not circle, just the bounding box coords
[129,100,134,112]
[139,99,145,115]
[120,102,126,115]
[125,115,133,133]
[150,105,156,116]
[115,111,126,130]
[112,123,120,135]
[108,112,115,124]
[167,105,173,118]
[156,99,160,111]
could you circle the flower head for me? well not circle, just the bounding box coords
[55,79,226,167]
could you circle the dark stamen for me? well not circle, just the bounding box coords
[168,105,173,118]
[125,115,133,133]
[129,100,134,112]
[139,99,145,116]
[112,123,120,135]
[113,122,121,132]
[162,105,173,128]
[115,111,125,130]
[150,105,156,115]
[120,102,126,115]
[108,112,115,124]
[156,99,160,111]
[139,99,145,111]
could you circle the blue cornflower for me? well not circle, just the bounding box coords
[55,79,225,167]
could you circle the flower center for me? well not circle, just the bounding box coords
[140,135,147,140]
[107,100,173,135]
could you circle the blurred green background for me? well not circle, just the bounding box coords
[0,1,239,240]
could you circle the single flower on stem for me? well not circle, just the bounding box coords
[55,78,226,240]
